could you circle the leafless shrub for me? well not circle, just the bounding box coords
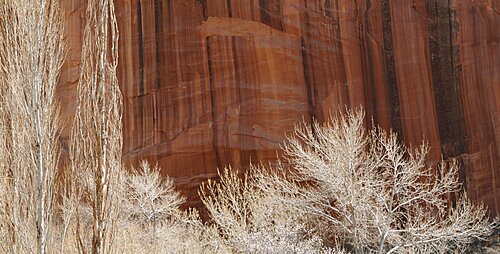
[120,160,185,251]
[200,167,336,254]
[200,109,496,253]
[122,161,185,228]
[271,109,496,253]
[117,161,220,253]
[0,0,495,253]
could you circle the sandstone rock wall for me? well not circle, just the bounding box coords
[59,0,500,214]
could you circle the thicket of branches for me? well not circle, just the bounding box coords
[0,0,65,253]
[67,0,122,252]
[0,0,497,253]
[199,110,497,253]
[255,110,496,253]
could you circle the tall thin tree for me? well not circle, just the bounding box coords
[69,0,122,253]
[0,0,66,253]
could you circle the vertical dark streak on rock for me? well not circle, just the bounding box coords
[153,0,161,143]
[206,37,223,169]
[137,0,145,147]
[276,0,283,31]
[449,3,468,195]
[325,0,332,18]
[235,41,244,106]
[344,84,351,110]
[259,0,283,31]
[458,154,471,199]
[336,0,350,110]
[450,1,466,156]
[228,36,239,163]
[231,37,242,163]
[227,0,232,17]
[364,0,378,125]
[259,0,270,26]
[300,0,318,139]
[137,0,145,96]
[197,0,207,20]
[426,0,466,159]
[360,0,376,122]
[381,0,403,136]
[231,37,242,126]
[154,0,161,91]
[301,37,316,125]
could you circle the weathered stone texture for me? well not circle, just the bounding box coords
[58,0,500,214]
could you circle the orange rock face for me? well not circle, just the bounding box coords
[59,0,500,215]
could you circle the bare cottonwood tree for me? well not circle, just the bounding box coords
[118,161,219,253]
[69,0,122,253]
[0,1,66,253]
[122,161,185,230]
[200,167,337,254]
[266,109,496,253]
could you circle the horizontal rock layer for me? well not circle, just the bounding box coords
[58,0,500,214]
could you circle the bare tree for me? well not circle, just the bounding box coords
[69,0,122,253]
[118,161,219,253]
[122,161,185,239]
[200,109,496,253]
[269,109,496,253]
[0,0,66,253]
[200,167,336,254]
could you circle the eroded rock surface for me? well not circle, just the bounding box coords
[59,0,500,214]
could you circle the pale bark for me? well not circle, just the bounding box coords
[69,0,122,253]
[0,1,66,253]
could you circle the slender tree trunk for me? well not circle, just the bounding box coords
[70,0,122,253]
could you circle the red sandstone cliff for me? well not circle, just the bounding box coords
[58,0,500,215]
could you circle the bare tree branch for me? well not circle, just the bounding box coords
[69,0,122,253]
[0,1,66,253]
